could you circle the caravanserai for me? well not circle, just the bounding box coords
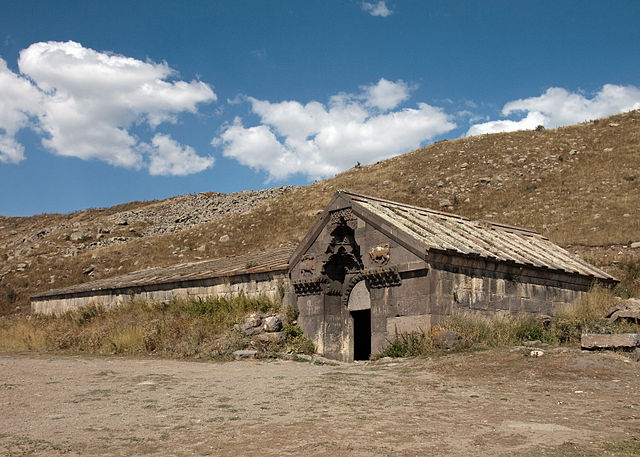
[31,191,617,361]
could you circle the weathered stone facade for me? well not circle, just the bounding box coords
[31,247,295,315]
[31,271,294,315]
[289,191,616,362]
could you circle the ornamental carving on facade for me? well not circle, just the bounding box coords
[369,244,390,265]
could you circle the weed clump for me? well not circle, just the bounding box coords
[282,323,314,354]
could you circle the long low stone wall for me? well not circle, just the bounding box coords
[31,270,295,315]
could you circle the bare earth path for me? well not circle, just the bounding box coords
[0,348,639,456]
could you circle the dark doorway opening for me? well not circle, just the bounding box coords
[352,309,371,360]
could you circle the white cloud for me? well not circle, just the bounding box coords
[361,78,410,110]
[0,58,42,163]
[467,111,547,136]
[0,41,216,174]
[467,84,640,136]
[147,133,214,176]
[362,1,393,17]
[214,81,455,180]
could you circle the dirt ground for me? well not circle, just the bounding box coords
[0,348,639,456]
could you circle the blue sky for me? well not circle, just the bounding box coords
[1,0,639,216]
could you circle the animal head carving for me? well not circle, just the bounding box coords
[369,244,390,265]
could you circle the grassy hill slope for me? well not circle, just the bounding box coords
[1,110,639,315]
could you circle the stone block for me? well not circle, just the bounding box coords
[233,350,258,360]
[581,333,640,350]
[386,314,431,335]
[522,298,541,314]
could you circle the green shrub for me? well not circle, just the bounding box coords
[378,331,432,358]
[283,324,314,354]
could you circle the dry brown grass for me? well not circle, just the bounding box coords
[0,295,312,358]
[1,110,639,315]
[379,286,640,357]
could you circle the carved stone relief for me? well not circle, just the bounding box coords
[299,254,316,276]
[369,244,390,265]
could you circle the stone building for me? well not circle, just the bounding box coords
[31,247,295,315]
[31,191,616,362]
[288,191,616,361]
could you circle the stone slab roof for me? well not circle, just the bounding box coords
[292,191,616,282]
[32,246,294,300]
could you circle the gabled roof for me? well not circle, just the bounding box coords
[32,247,294,300]
[290,191,616,281]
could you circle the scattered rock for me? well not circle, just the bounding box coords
[219,235,230,243]
[460,163,468,169]
[581,333,640,350]
[630,242,640,249]
[605,298,640,322]
[479,177,491,184]
[116,219,128,226]
[433,330,461,349]
[83,265,95,275]
[245,314,263,328]
[529,350,544,357]
[255,332,286,344]
[70,230,92,242]
[263,316,283,332]
[382,180,390,186]
[608,123,620,127]
[233,349,258,360]
[439,199,452,208]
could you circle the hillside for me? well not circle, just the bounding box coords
[1,110,639,315]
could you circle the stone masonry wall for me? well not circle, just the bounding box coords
[31,270,294,315]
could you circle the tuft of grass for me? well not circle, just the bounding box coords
[282,323,315,354]
[378,331,432,358]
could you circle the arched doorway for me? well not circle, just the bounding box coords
[347,280,371,360]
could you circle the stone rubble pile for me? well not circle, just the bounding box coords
[106,186,294,236]
[232,312,290,360]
